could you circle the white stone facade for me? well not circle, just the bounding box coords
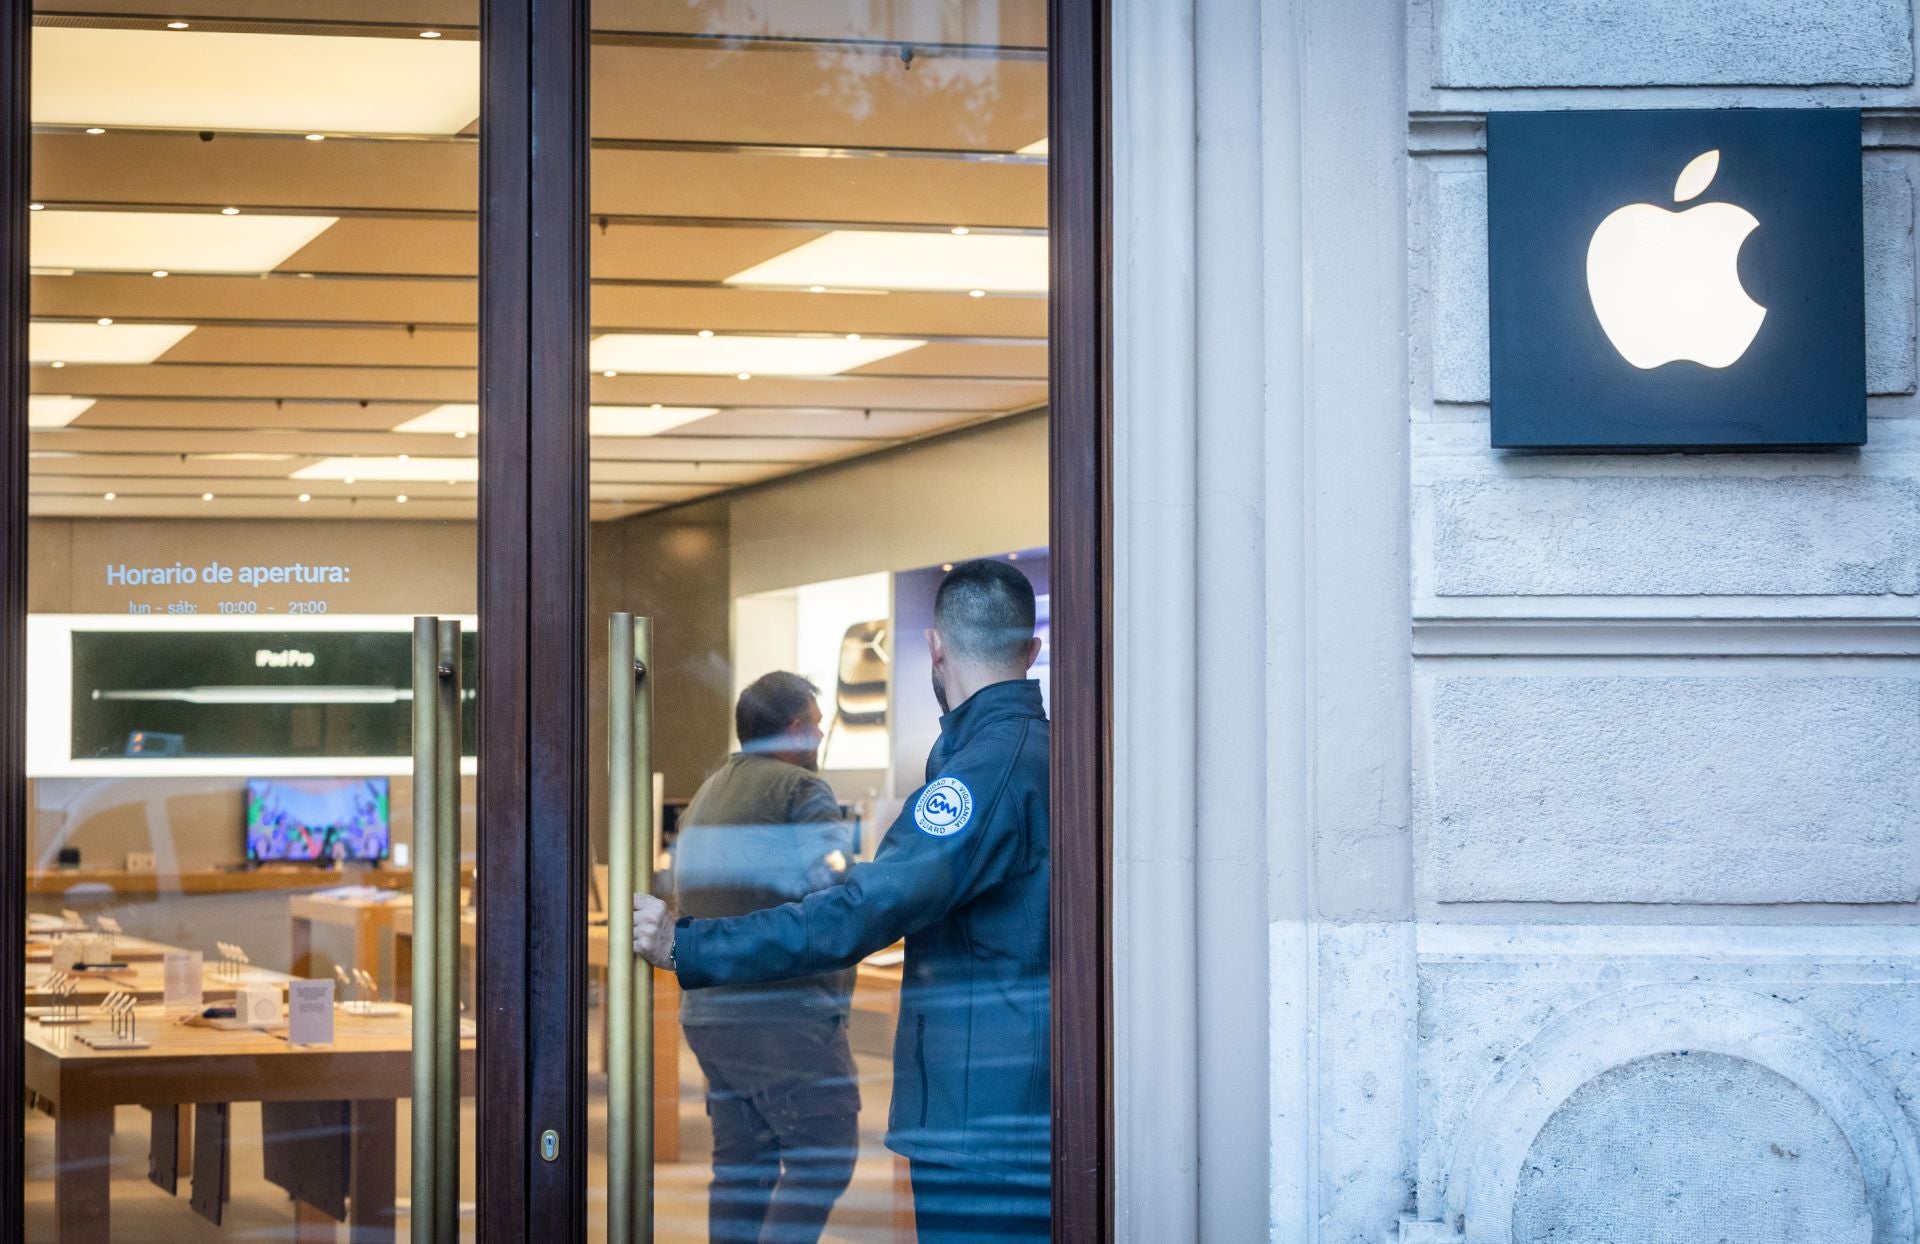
[1111,1,1920,1240]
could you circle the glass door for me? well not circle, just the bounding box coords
[21,4,483,1240]
[585,5,1054,1241]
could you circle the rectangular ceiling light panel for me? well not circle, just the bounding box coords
[33,29,480,135]
[30,322,195,365]
[27,396,95,428]
[724,230,1048,293]
[394,403,720,437]
[32,211,338,274]
[590,333,924,376]
[293,456,479,482]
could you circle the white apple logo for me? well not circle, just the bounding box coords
[1585,149,1766,370]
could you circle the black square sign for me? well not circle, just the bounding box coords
[1488,108,1864,451]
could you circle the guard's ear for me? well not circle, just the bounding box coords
[926,627,946,664]
[1022,636,1043,671]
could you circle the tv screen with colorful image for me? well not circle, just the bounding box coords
[246,777,391,863]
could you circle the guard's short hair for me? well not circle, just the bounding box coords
[934,559,1037,664]
[735,671,818,745]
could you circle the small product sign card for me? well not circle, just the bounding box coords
[162,951,203,1011]
[287,979,335,1046]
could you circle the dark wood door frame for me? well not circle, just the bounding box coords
[0,0,1111,1238]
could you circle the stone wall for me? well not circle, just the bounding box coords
[1402,2,1920,1240]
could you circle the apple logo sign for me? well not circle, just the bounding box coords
[1585,149,1766,370]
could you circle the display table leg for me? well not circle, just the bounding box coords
[54,1098,112,1244]
[295,1200,339,1243]
[393,932,412,1006]
[348,1098,398,1244]
[291,915,315,979]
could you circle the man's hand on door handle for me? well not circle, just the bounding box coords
[633,892,676,970]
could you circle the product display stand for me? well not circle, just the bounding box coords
[79,990,150,1050]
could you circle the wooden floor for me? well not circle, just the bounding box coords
[23,1034,906,1243]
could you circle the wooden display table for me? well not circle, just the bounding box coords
[26,961,292,1008]
[288,891,405,983]
[25,934,179,963]
[28,865,423,899]
[26,1005,475,1244]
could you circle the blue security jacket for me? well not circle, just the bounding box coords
[674,679,1050,1177]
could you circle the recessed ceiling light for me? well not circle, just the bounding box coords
[103,491,116,500]
[190,451,294,462]
[305,133,326,141]
[419,30,442,38]
[166,21,189,29]
[95,317,111,326]
[1008,552,1020,560]
[27,203,42,212]
[34,29,483,136]
[201,492,214,501]
[396,453,409,461]
[28,396,94,428]
[151,270,168,278]
[602,369,617,377]
[393,402,716,438]
[30,321,194,364]
[808,285,826,293]
[968,288,987,298]
[846,333,861,341]
[588,332,923,377]
[84,127,105,135]
[294,456,479,482]
[220,206,239,216]
[33,210,337,274]
[951,226,971,236]
[942,563,953,572]
[697,329,714,338]
[453,430,467,439]
[298,493,311,502]
[48,361,64,369]
[396,494,408,503]
[724,229,1048,294]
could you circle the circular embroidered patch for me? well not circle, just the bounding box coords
[914,777,974,837]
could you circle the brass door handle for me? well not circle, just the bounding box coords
[412,617,462,1243]
[607,614,655,1243]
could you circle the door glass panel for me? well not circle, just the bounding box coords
[24,5,480,1240]
[588,4,1052,1241]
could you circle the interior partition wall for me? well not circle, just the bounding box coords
[0,2,1111,1241]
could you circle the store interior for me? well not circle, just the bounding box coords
[19,3,1049,1241]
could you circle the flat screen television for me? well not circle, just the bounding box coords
[246,777,391,863]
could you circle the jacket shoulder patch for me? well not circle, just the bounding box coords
[914,777,974,837]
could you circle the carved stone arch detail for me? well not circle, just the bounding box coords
[1444,984,1920,1244]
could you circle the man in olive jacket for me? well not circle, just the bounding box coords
[636,559,1050,1242]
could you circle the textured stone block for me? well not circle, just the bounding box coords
[1434,0,1913,88]
[1428,167,1916,402]
[1426,474,1920,598]
[1421,674,1920,903]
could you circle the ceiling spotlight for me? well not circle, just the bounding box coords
[397,453,409,461]
[84,127,105,136]
[298,493,311,502]
[166,20,189,29]
[28,203,42,212]
[650,403,663,409]
[845,333,862,342]
[1008,552,1020,560]
[968,288,987,298]
[220,206,239,216]
[808,285,826,293]
[602,369,617,378]
[419,29,443,38]
[343,476,355,485]
[942,563,953,572]
[95,317,112,326]
[951,226,971,236]
[151,270,169,279]
[453,430,467,439]
[49,361,64,369]
[736,372,752,381]
[697,329,714,338]
[103,491,116,501]
[305,133,326,142]
[396,494,409,503]
[201,492,214,501]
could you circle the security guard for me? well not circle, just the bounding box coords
[635,558,1050,1242]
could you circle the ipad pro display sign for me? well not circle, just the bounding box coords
[1487,108,1865,450]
